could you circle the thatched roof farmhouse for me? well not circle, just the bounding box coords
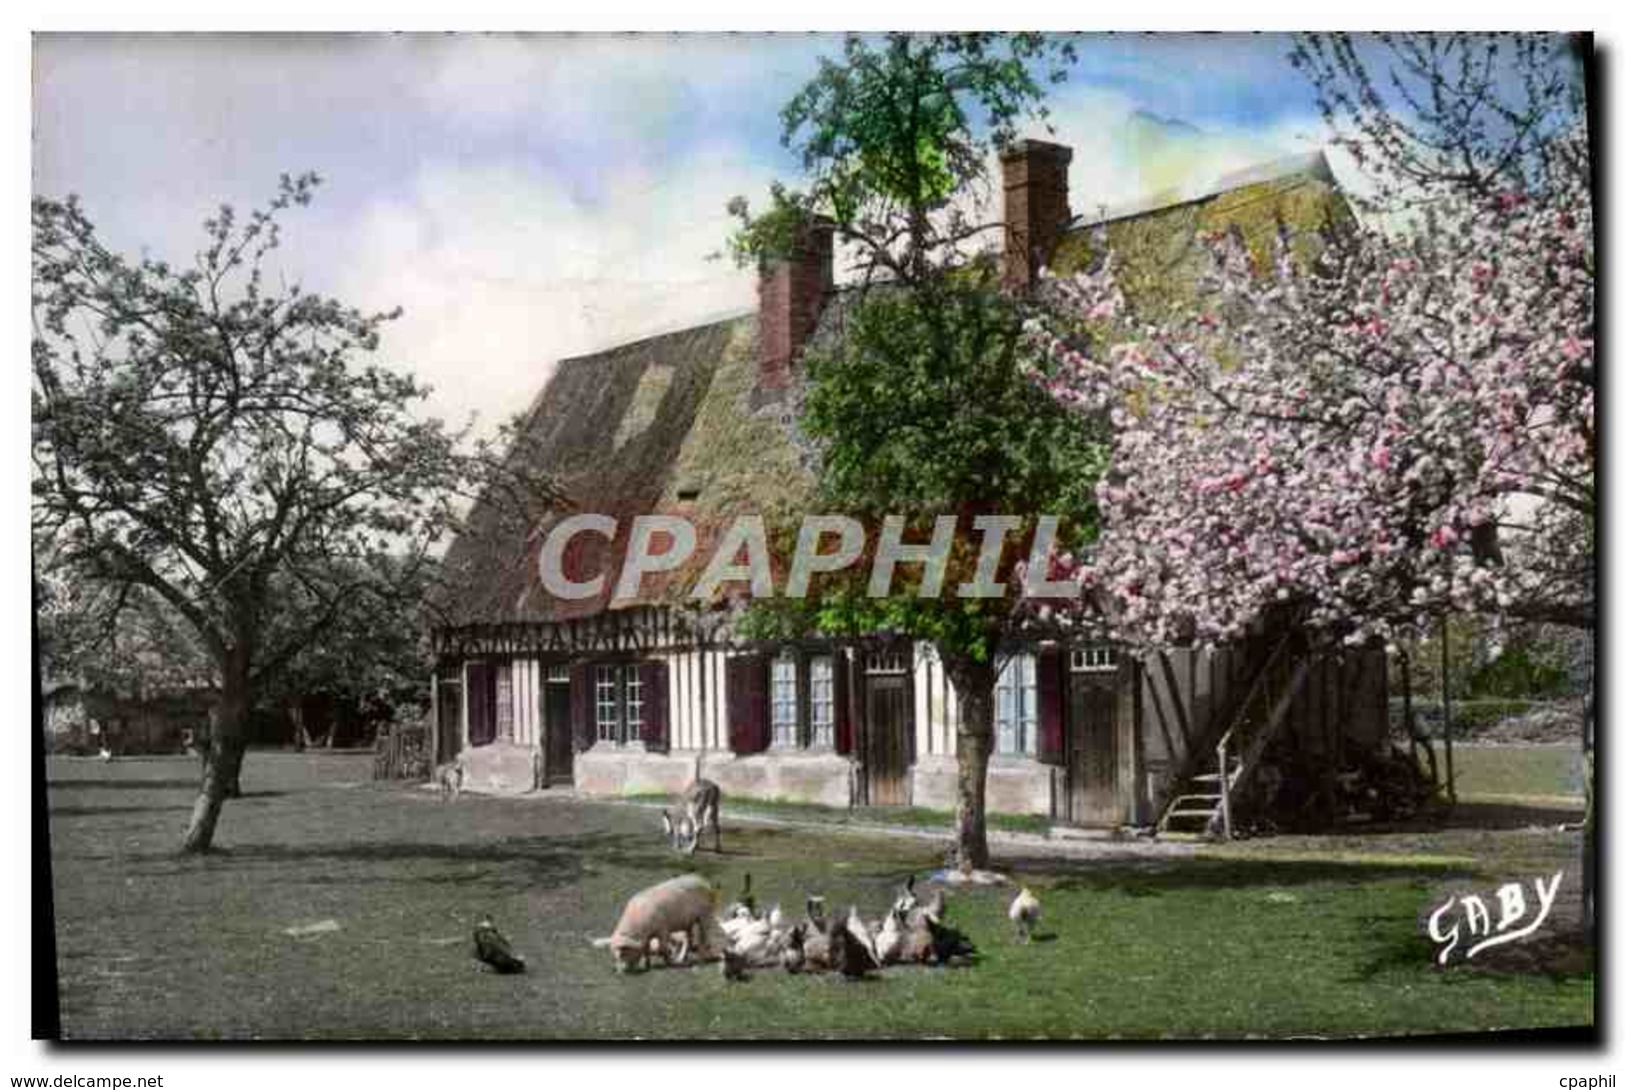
[429,137,1387,832]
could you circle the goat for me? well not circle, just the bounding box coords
[662,759,722,854]
[435,761,464,802]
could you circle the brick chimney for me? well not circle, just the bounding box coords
[758,216,835,392]
[1001,139,1073,293]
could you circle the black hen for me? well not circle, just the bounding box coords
[473,916,527,974]
[830,914,880,981]
[925,914,977,965]
[781,924,807,974]
[721,947,749,982]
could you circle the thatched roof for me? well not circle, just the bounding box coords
[437,151,1350,631]
[436,310,820,627]
[1051,150,1351,311]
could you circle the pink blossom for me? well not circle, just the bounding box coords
[1025,143,1594,647]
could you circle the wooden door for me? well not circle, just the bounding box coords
[1068,667,1120,826]
[543,683,574,784]
[864,673,912,806]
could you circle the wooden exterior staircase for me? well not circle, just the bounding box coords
[1156,630,1312,839]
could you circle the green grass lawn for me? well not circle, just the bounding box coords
[45,753,1592,1040]
[1445,744,1585,803]
[623,792,1051,836]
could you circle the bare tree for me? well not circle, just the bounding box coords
[32,175,554,852]
[1290,32,1588,206]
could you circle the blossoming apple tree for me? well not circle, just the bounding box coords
[1025,132,1593,654]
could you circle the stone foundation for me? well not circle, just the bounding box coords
[909,755,961,811]
[562,744,1052,816]
[573,747,854,808]
[460,741,540,795]
[910,754,1053,816]
[701,750,854,808]
[574,743,697,797]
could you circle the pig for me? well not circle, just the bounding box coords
[607,874,721,973]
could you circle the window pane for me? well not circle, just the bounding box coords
[1019,654,1037,756]
[625,666,643,740]
[995,653,1038,755]
[495,664,514,743]
[595,665,619,743]
[995,655,1016,754]
[772,655,798,748]
[810,656,834,747]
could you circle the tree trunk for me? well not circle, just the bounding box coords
[182,659,250,853]
[941,652,996,872]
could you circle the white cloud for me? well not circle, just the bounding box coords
[330,142,775,439]
[35,32,1392,450]
[1036,87,1321,218]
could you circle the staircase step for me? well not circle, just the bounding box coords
[1190,773,1225,784]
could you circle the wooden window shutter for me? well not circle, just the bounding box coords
[467,663,496,747]
[639,661,670,753]
[726,654,770,755]
[1036,647,1065,766]
[569,662,594,752]
[750,655,772,754]
[725,656,749,753]
[833,651,853,755]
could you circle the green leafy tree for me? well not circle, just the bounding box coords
[32,176,553,852]
[260,555,440,749]
[730,33,1104,869]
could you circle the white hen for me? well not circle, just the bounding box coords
[845,905,882,968]
[874,907,905,965]
[1009,886,1041,943]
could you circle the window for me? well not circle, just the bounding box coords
[595,666,620,743]
[495,664,514,742]
[1071,645,1118,673]
[592,664,652,745]
[761,648,841,750]
[809,655,835,748]
[866,651,909,675]
[771,652,799,748]
[625,668,644,739]
[995,653,1038,756]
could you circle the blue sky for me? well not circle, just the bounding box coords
[33,33,1342,435]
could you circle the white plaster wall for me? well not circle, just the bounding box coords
[912,641,961,757]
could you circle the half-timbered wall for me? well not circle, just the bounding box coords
[507,659,541,747]
[668,648,728,752]
[914,642,962,757]
[1136,643,1390,817]
[1139,647,1245,772]
[433,610,1389,823]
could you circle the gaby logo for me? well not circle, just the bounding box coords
[1426,872,1563,967]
